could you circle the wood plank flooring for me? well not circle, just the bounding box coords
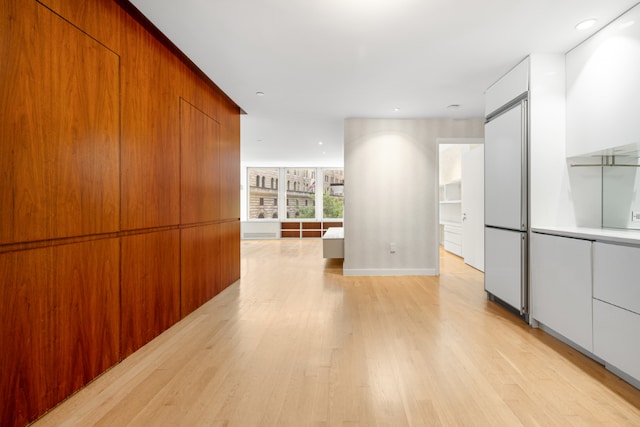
[33,239,640,426]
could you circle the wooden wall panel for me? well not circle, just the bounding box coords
[120,230,181,359]
[219,100,242,220]
[0,239,120,426]
[181,99,221,224]
[36,0,122,51]
[181,225,220,317]
[120,13,182,230]
[0,0,241,425]
[0,2,120,244]
[219,220,241,293]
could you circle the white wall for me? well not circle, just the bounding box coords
[529,54,576,228]
[343,118,484,276]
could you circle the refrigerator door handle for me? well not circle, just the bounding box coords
[520,232,528,315]
[520,98,528,231]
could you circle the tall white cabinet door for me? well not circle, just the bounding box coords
[485,103,525,231]
[462,146,484,271]
[485,227,523,311]
[530,233,593,351]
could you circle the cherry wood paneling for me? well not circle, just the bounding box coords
[120,230,181,359]
[36,0,121,51]
[0,239,120,427]
[181,225,220,317]
[302,222,322,229]
[302,230,323,238]
[0,2,120,244]
[282,222,301,229]
[323,221,343,230]
[219,220,241,293]
[181,99,221,224]
[219,100,242,220]
[0,0,241,425]
[120,12,182,230]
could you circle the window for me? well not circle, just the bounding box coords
[247,167,343,221]
[323,169,344,219]
[247,167,279,220]
[286,168,315,219]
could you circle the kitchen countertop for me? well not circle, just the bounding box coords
[532,226,640,245]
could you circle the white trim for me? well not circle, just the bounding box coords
[343,268,437,277]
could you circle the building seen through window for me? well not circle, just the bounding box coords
[247,167,279,219]
[247,167,343,220]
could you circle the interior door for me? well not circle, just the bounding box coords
[485,101,525,230]
[462,146,484,271]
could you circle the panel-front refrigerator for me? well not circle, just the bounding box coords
[484,97,528,315]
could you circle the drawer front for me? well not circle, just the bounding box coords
[444,230,462,245]
[593,242,640,315]
[593,299,640,382]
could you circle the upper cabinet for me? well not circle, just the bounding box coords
[566,3,640,157]
[485,57,529,116]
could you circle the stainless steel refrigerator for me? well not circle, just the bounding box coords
[484,96,528,316]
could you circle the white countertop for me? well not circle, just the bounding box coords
[323,227,344,239]
[532,226,640,245]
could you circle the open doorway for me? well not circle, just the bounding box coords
[437,138,485,273]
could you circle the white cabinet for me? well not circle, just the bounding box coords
[485,57,529,116]
[593,242,640,383]
[443,224,462,257]
[593,242,640,314]
[530,233,593,351]
[440,180,462,256]
[593,299,640,384]
[566,3,640,157]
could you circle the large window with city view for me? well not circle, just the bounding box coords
[286,168,316,218]
[247,167,343,220]
[247,167,279,219]
[323,169,344,219]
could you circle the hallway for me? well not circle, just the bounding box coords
[34,240,640,426]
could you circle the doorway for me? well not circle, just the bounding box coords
[437,138,484,272]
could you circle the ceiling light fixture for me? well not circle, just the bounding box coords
[256,91,265,96]
[575,19,597,31]
[393,107,400,112]
[447,104,461,111]
[318,141,323,145]
[620,20,635,29]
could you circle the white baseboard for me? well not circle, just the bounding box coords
[342,268,436,277]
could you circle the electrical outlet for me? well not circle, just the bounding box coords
[632,211,640,223]
[389,242,397,254]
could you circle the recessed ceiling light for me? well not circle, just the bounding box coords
[393,107,400,112]
[256,91,265,96]
[447,104,461,111]
[318,141,323,145]
[620,20,635,29]
[575,19,597,31]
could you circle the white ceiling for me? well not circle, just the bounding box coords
[128,0,639,166]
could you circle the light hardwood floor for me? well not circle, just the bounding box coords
[34,239,640,426]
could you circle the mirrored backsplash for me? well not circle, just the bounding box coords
[603,155,640,230]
